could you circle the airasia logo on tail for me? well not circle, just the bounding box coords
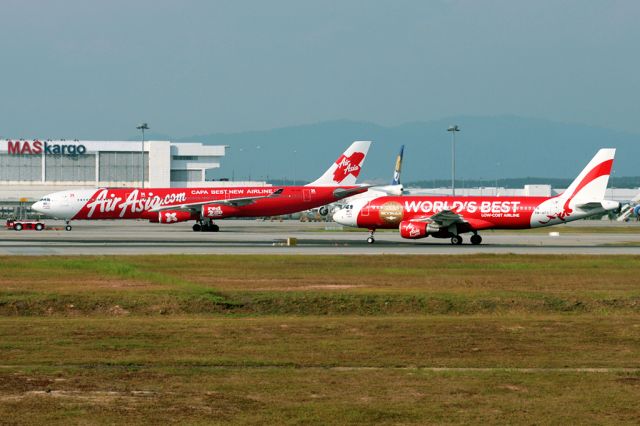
[332,151,365,183]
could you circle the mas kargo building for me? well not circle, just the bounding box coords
[0,139,256,203]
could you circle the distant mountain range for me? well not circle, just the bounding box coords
[164,116,639,186]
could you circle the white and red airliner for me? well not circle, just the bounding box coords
[32,141,371,231]
[333,149,620,245]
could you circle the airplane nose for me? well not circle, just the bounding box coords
[31,201,43,212]
[332,208,356,226]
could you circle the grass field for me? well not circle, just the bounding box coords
[1,255,640,424]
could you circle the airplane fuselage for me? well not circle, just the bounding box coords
[33,186,367,222]
[335,195,618,237]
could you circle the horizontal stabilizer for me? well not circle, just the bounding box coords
[575,199,620,211]
[575,201,603,210]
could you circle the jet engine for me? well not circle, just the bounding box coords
[399,221,429,239]
[201,204,240,219]
[398,220,447,239]
[148,210,194,223]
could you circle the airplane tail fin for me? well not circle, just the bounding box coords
[391,145,404,185]
[307,141,371,186]
[560,148,615,203]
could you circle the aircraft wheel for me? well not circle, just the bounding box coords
[65,225,72,231]
[367,236,375,244]
[192,223,202,232]
[319,206,329,216]
[211,224,220,232]
[451,235,463,245]
[35,223,44,231]
[470,234,482,245]
[14,223,23,231]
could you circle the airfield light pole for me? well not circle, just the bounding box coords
[495,161,501,196]
[447,125,460,196]
[293,149,297,185]
[136,123,149,188]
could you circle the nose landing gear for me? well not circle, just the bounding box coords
[366,229,376,244]
[65,221,72,231]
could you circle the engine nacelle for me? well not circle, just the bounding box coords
[398,221,446,239]
[634,205,640,217]
[399,221,429,239]
[148,210,194,224]
[202,203,240,219]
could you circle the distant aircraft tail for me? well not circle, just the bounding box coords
[307,141,371,186]
[391,145,404,185]
[560,148,615,204]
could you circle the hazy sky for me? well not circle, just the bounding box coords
[1,0,638,140]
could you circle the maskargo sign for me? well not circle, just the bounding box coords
[6,140,87,155]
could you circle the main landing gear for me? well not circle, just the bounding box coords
[470,234,482,245]
[450,233,483,245]
[193,220,219,232]
[366,229,376,244]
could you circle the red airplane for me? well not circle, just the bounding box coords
[333,149,620,245]
[32,141,371,231]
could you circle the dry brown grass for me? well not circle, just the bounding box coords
[0,316,639,368]
[2,254,640,297]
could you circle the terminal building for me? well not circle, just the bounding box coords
[0,139,267,204]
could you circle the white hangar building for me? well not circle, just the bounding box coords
[0,139,260,201]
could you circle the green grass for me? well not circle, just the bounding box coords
[1,255,640,424]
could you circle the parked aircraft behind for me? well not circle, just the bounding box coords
[32,141,371,231]
[333,149,620,245]
[616,192,640,221]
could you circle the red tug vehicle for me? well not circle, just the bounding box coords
[5,219,46,231]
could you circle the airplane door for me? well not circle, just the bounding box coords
[303,189,312,202]
[361,201,370,216]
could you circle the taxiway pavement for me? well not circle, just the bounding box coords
[1,219,640,255]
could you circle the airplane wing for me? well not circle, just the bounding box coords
[332,185,371,199]
[410,209,465,228]
[149,188,284,212]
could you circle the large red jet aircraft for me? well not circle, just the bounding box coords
[32,141,371,231]
[333,149,620,245]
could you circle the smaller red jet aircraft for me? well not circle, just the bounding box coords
[333,148,620,245]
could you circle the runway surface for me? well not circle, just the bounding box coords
[2,219,640,255]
